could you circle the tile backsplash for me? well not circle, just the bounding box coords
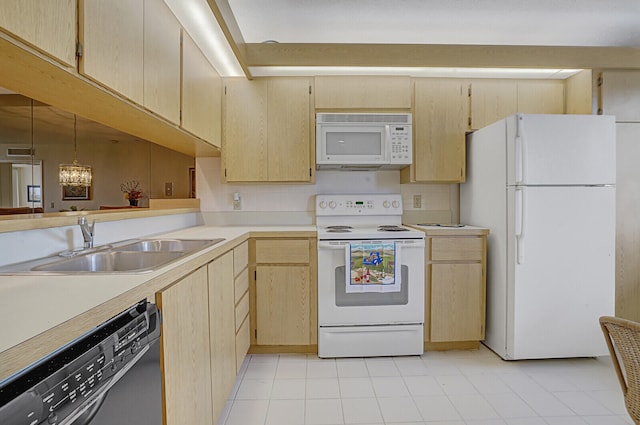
[196,158,458,224]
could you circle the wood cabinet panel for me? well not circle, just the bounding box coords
[412,78,468,182]
[223,78,268,180]
[267,78,312,181]
[143,0,181,124]
[600,71,640,122]
[207,252,236,422]
[0,0,76,66]
[235,317,250,372]
[470,80,517,130]
[430,263,484,342]
[235,291,250,332]
[315,76,412,109]
[255,239,310,263]
[256,265,310,345]
[234,268,249,304]
[79,0,144,104]
[182,31,222,146]
[233,240,249,277]
[157,267,213,425]
[431,237,484,261]
[223,78,312,182]
[517,80,565,114]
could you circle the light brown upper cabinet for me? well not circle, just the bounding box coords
[599,70,640,122]
[470,79,565,130]
[223,77,313,182]
[315,76,412,109]
[469,80,518,130]
[182,31,222,147]
[516,80,565,115]
[0,0,77,67]
[143,0,181,125]
[79,0,144,104]
[401,79,469,183]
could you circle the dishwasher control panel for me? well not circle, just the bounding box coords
[0,301,160,425]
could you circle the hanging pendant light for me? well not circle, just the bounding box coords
[59,115,92,187]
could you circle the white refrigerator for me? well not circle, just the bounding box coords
[460,114,616,360]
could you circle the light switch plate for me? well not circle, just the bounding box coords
[165,182,173,196]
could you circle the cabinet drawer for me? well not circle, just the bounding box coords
[233,241,249,277]
[431,237,483,261]
[235,292,249,332]
[255,240,310,263]
[234,268,249,304]
[235,317,250,373]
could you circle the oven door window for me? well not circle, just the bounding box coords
[334,265,409,306]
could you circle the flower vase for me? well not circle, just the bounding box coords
[129,199,138,207]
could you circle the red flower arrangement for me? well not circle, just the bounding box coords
[120,180,144,200]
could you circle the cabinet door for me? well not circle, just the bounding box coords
[79,0,144,104]
[157,267,213,425]
[143,0,181,124]
[223,78,268,181]
[0,0,76,66]
[601,70,640,122]
[470,80,517,130]
[517,80,564,114]
[413,79,468,182]
[430,263,484,342]
[256,265,310,345]
[315,76,412,109]
[182,31,222,146]
[207,252,236,422]
[267,78,312,181]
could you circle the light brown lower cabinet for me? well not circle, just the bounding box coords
[208,251,236,422]
[424,232,488,350]
[157,240,252,425]
[157,266,214,425]
[251,238,317,351]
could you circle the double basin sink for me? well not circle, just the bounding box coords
[0,238,225,274]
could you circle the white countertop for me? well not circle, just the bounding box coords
[0,225,315,356]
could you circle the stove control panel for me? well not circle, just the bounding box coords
[316,194,403,216]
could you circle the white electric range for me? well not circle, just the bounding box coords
[316,194,425,358]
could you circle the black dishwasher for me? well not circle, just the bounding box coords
[0,300,162,425]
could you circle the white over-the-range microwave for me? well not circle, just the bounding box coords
[316,113,412,170]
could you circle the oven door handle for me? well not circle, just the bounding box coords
[318,240,424,249]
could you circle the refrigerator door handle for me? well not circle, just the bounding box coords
[515,135,524,184]
[515,187,525,264]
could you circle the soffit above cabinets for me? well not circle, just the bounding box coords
[175,0,640,77]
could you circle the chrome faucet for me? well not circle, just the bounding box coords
[78,217,95,249]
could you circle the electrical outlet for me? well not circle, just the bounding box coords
[413,194,422,209]
[233,192,242,210]
[164,182,173,197]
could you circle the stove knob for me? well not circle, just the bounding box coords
[319,201,327,209]
[328,201,337,209]
[392,200,400,208]
[383,201,390,208]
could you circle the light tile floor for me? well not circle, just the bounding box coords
[219,345,633,425]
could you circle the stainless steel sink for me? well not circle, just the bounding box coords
[0,237,226,274]
[32,251,185,273]
[112,238,224,253]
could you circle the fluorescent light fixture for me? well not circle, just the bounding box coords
[249,66,582,79]
[163,0,244,77]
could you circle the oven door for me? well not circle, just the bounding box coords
[317,239,424,326]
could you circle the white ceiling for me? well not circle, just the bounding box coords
[228,0,640,47]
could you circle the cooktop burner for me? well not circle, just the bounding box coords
[326,226,353,230]
[326,228,352,233]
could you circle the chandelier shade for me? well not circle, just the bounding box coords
[59,161,92,187]
[59,115,92,187]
